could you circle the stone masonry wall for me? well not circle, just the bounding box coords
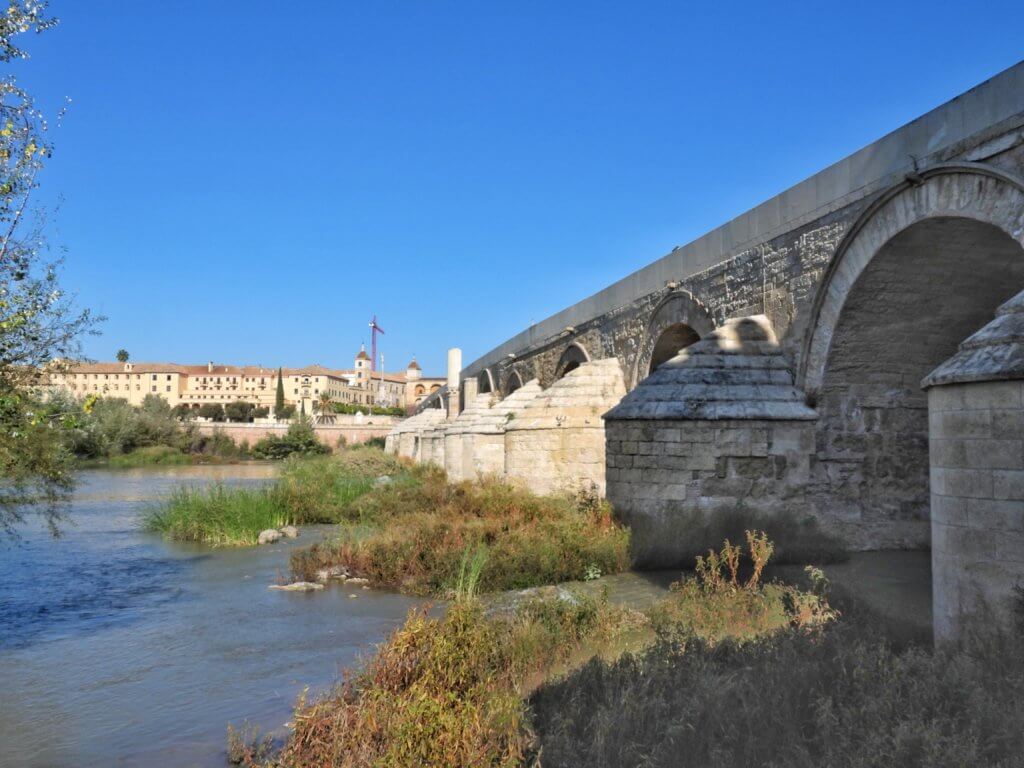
[505,424,608,496]
[463,432,505,481]
[929,380,1024,642]
[606,418,815,568]
[195,420,395,449]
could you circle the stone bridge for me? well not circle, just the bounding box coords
[392,62,1024,641]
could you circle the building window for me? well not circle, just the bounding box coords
[151,385,156,392]
[166,385,171,392]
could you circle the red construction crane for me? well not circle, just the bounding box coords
[369,315,385,372]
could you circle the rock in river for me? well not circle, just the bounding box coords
[268,581,324,592]
[257,529,282,545]
[279,525,299,539]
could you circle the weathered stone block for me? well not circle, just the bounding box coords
[964,439,1024,471]
[993,469,1024,500]
[940,468,994,499]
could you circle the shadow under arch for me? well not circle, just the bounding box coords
[554,342,591,380]
[477,368,495,394]
[632,290,715,388]
[798,164,1024,549]
[504,369,525,395]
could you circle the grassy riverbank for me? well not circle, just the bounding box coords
[231,535,834,766]
[290,469,631,595]
[145,448,405,546]
[232,536,1024,768]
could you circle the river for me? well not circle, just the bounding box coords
[0,465,424,767]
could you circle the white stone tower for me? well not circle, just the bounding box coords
[355,344,371,385]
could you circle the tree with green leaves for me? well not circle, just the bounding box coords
[1,3,100,533]
[198,403,225,422]
[274,367,285,419]
[116,349,129,363]
[224,400,254,423]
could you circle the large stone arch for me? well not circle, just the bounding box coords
[800,165,1024,549]
[632,290,715,388]
[802,164,1024,393]
[554,341,591,380]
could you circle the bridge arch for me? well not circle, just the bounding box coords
[477,368,496,394]
[632,290,714,387]
[801,165,1024,548]
[554,341,591,380]
[505,369,525,395]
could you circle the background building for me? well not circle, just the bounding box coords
[50,347,444,414]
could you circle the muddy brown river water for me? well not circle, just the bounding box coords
[0,465,424,767]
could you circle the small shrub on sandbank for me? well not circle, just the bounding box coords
[289,474,631,595]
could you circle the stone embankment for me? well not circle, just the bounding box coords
[195,414,399,449]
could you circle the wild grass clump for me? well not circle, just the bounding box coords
[289,474,631,595]
[145,485,287,546]
[269,452,397,525]
[226,722,274,765]
[105,444,193,467]
[146,447,411,546]
[648,531,835,643]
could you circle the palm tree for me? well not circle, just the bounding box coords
[315,392,335,424]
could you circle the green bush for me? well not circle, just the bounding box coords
[251,420,330,460]
[66,395,189,457]
[198,403,225,422]
[171,403,194,420]
[224,400,254,422]
[188,429,245,459]
[331,402,406,417]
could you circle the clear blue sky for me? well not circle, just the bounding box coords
[19,1,1024,375]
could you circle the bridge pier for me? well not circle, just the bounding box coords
[455,379,543,482]
[505,358,626,496]
[924,289,1024,644]
[604,316,817,568]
